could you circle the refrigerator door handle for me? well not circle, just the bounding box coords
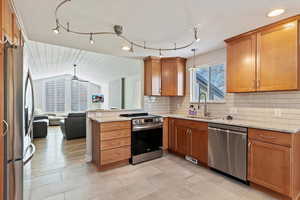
[23,143,36,165]
[2,119,8,136]
[24,70,35,137]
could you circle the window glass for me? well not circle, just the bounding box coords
[190,64,225,102]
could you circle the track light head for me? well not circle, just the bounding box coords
[53,19,60,34]
[194,27,200,42]
[89,33,94,44]
[114,25,123,36]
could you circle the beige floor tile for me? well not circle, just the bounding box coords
[25,127,277,200]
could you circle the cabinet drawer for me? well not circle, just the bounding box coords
[101,146,131,165]
[100,121,131,132]
[100,137,131,150]
[100,129,131,141]
[248,129,291,147]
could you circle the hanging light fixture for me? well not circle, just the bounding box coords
[53,0,201,55]
[194,28,200,42]
[189,49,197,71]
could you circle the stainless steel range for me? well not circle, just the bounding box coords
[120,113,163,164]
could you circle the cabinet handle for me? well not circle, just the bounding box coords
[2,120,8,137]
[248,141,251,151]
[259,134,276,140]
[257,80,260,88]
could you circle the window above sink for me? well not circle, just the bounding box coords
[190,63,226,103]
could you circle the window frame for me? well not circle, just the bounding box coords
[189,63,226,104]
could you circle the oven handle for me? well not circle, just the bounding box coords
[132,124,163,132]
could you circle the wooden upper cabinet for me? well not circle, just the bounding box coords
[227,35,257,92]
[144,57,161,96]
[257,21,299,91]
[225,15,300,93]
[12,14,21,46]
[2,0,13,43]
[161,57,186,96]
[144,57,186,96]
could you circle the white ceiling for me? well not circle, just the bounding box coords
[14,0,300,58]
[24,41,142,85]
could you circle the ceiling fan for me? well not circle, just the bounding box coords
[72,64,89,82]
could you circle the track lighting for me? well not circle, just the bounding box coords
[89,33,94,44]
[54,0,202,55]
[52,20,60,34]
[159,49,163,58]
[122,46,130,51]
[129,42,134,53]
[194,27,200,42]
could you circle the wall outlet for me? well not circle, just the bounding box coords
[230,107,238,114]
[274,109,282,117]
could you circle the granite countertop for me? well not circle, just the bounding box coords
[165,114,300,134]
[88,113,300,134]
[88,116,131,123]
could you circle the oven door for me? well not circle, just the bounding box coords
[132,125,163,156]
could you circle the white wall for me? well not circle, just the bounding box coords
[109,78,122,109]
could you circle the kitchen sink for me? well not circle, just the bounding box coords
[186,115,219,120]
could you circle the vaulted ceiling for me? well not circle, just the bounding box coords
[14,0,300,58]
[25,41,142,85]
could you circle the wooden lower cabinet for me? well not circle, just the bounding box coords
[92,120,131,170]
[168,118,208,165]
[248,140,291,196]
[248,129,300,200]
[0,43,4,200]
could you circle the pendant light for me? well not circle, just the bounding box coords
[189,49,197,71]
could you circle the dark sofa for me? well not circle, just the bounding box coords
[33,115,49,138]
[60,113,86,140]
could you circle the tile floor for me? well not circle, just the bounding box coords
[24,127,277,200]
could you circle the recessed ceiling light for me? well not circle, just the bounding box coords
[122,46,130,51]
[267,9,285,17]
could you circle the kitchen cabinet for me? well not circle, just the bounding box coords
[257,21,298,91]
[225,16,300,93]
[144,57,161,96]
[161,58,186,96]
[248,128,300,199]
[144,57,186,96]
[12,14,21,46]
[91,120,131,170]
[1,0,13,43]
[227,35,257,92]
[0,44,3,200]
[169,118,208,164]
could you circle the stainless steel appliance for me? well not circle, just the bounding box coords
[208,123,247,181]
[3,40,36,200]
[120,113,163,164]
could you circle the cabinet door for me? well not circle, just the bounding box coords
[2,0,13,42]
[174,124,189,155]
[257,21,298,91]
[144,57,161,96]
[0,44,3,200]
[190,126,208,164]
[168,118,176,151]
[161,58,185,96]
[248,140,291,196]
[227,35,257,92]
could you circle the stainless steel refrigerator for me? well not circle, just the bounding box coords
[3,40,35,200]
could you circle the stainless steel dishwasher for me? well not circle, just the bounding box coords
[208,123,248,181]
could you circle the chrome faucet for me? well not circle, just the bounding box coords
[199,91,209,117]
